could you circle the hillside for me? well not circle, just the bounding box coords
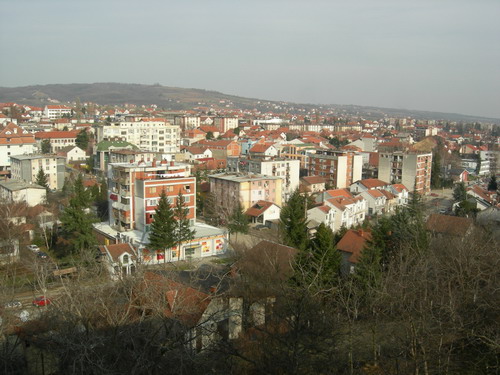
[0,82,498,123]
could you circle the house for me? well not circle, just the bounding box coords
[336,229,372,274]
[0,180,46,206]
[98,243,138,279]
[307,205,335,233]
[388,184,409,206]
[425,214,474,238]
[181,146,213,161]
[360,189,387,216]
[300,176,326,193]
[35,130,79,152]
[317,189,366,229]
[192,139,241,157]
[0,238,19,264]
[248,143,278,159]
[350,178,390,194]
[57,145,87,163]
[245,200,281,225]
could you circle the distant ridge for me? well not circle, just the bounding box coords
[0,82,498,123]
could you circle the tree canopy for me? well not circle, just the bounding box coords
[279,189,309,250]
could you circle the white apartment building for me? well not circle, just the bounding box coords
[96,118,180,154]
[0,180,47,206]
[226,157,300,202]
[43,105,72,119]
[10,154,66,190]
[213,117,239,133]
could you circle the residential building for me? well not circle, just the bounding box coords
[226,157,300,201]
[209,173,283,218]
[93,140,139,173]
[349,178,391,194]
[192,139,241,157]
[306,149,363,189]
[98,243,138,280]
[245,201,281,225]
[175,115,201,130]
[360,189,387,216]
[35,130,79,152]
[336,229,372,274]
[378,151,432,194]
[425,214,474,238]
[43,105,72,119]
[96,118,180,154]
[10,154,65,190]
[480,150,500,175]
[0,180,46,206]
[107,160,195,233]
[213,117,239,133]
[57,146,87,163]
[0,122,36,171]
[307,205,335,233]
[317,189,366,230]
[300,176,326,193]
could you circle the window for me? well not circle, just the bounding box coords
[122,254,129,264]
[185,185,191,191]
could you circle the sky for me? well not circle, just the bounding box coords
[1,0,499,118]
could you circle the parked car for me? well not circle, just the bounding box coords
[37,251,49,259]
[27,245,40,252]
[32,296,51,307]
[4,301,22,309]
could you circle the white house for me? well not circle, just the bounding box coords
[360,189,387,216]
[98,243,138,280]
[350,178,391,194]
[307,205,335,232]
[57,145,87,163]
[0,180,47,206]
[182,146,213,161]
[245,200,281,225]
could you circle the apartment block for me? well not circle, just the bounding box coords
[227,157,300,202]
[209,173,283,218]
[10,154,65,190]
[96,118,180,154]
[107,160,195,233]
[213,117,239,133]
[0,122,36,171]
[43,105,72,119]
[378,151,432,194]
[306,150,363,189]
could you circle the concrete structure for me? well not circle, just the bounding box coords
[213,117,238,133]
[0,180,46,206]
[227,157,300,202]
[35,130,79,152]
[0,122,36,171]
[107,160,195,233]
[96,118,180,154]
[209,173,283,218]
[378,151,432,194]
[43,105,72,119]
[306,149,363,189]
[9,154,65,190]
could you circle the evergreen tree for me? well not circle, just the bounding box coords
[95,178,109,220]
[148,191,176,262]
[60,174,97,255]
[205,131,214,140]
[296,223,341,291]
[41,139,51,154]
[76,129,89,150]
[203,192,219,226]
[227,202,249,242]
[430,151,441,189]
[487,175,498,192]
[453,182,468,202]
[279,189,309,250]
[353,245,382,292]
[35,167,50,193]
[454,199,479,217]
[173,191,195,260]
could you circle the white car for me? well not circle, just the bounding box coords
[27,245,40,252]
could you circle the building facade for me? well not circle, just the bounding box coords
[10,154,65,190]
[43,105,72,119]
[306,150,363,189]
[378,152,432,194]
[0,122,36,171]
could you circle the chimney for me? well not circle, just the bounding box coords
[160,159,167,165]
[170,161,175,166]
[130,159,133,163]
[152,158,157,167]
[358,229,364,236]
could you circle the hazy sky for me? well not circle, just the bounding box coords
[1,0,499,118]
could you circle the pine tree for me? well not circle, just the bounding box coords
[279,189,309,250]
[148,191,176,262]
[41,139,51,154]
[296,223,341,291]
[60,174,98,255]
[203,192,219,226]
[430,151,441,189]
[173,191,195,260]
[487,175,498,192]
[453,182,468,202]
[35,167,50,193]
[228,202,249,242]
[76,129,89,150]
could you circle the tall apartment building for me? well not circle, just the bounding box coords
[10,154,66,190]
[480,150,500,176]
[174,115,201,130]
[43,105,72,119]
[0,122,36,171]
[213,117,239,133]
[306,150,363,189]
[226,157,300,201]
[209,173,283,218]
[107,160,195,233]
[96,118,180,154]
[378,151,432,194]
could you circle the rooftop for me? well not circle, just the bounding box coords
[209,172,282,182]
[0,180,46,191]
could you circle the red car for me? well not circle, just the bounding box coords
[32,296,51,307]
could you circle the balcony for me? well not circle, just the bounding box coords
[112,201,130,211]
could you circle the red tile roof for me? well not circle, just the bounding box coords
[35,130,79,139]
[425,214,473,237]
[336,229,372,263]
[301,176,326,185]
[245,200,275,217]
[358,179,389,189]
